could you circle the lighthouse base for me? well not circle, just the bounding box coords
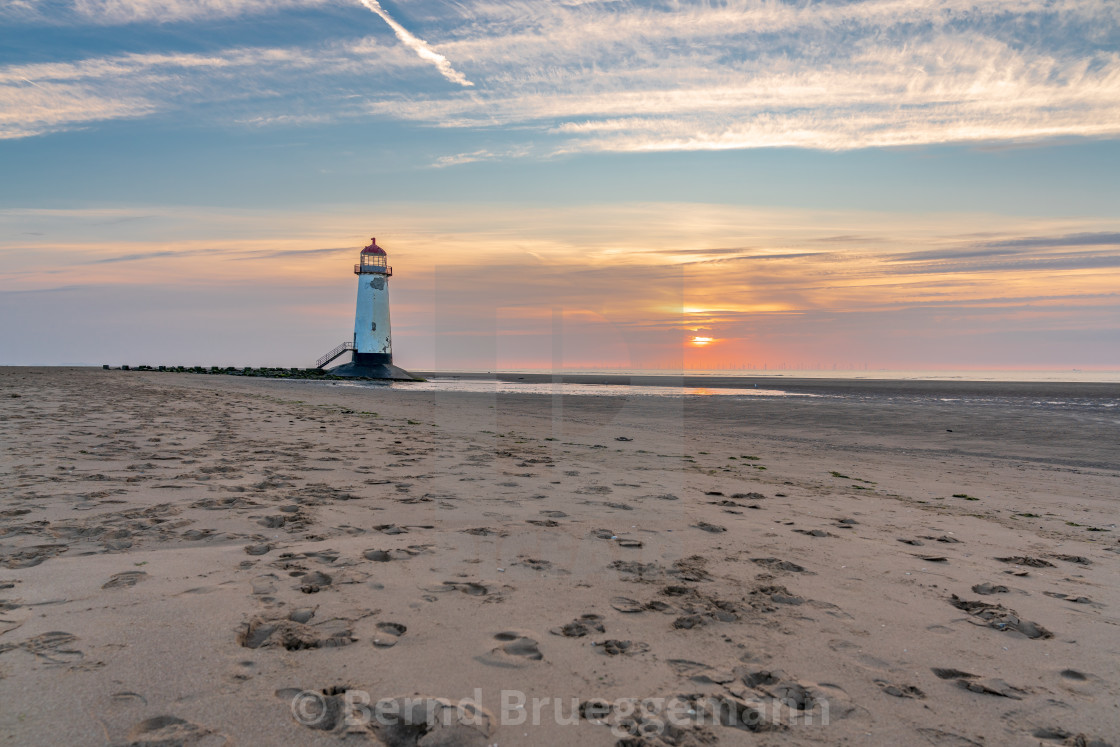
[327,361,420,381]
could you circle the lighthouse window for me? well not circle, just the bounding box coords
[371,322,377,331]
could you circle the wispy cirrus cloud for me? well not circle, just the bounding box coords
[396,0,1120,152]
[2,0,1119,155]
[378,14,1120,152]
[0,41,427,138]
[981,232,1120,249]
[3,0,332,24]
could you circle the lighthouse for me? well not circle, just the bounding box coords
[315,237,417,380]
[353,237,393,364]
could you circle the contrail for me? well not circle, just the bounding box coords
[357,0,473,87]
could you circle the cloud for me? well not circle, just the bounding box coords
[4,0,1119,153]
[906,254,1120,275]
[0,41,425,138]
[373,30,1120,152]
[380,0,1120,153]
[37,0,332,24]
[982,232,1120,249]
[356,0,473,87]
[87,245,351,263]
[92,249,194,264]
[888,232,1120,263]
[0,80,156,140]
[232,246,353,259]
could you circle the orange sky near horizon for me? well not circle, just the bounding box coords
[2,202,1119,370]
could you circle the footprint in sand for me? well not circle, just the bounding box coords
[875,679,925,699]
[442,581,489,596]
[667,660,737,685]
[995,556,1055,568]
[1031,727,1112,745]
[288,607,317,624]
[476,631,543,668]
[740,670,838,715]
[125,715,225,746]
[418,580,491,598]
[550,614,605,637]
[514,557,553,571]
[110,691,147,706]
[793,529,834,538]
[102,570,148,589]
[749,584,805,608]
[610,596,645,614]
[1044,591,1096,605]
[238,615,355,651]
[298,571,332,594]
[1052,554,1091,566]
[948,594,1053,639]
[593,639,649,655]
[250,574,278,596]
[1055,668,1108,700]
[2,544,68,569]
[461,527,508,537]
[372,622,407,648]
[950,675,1028,699]
[932,667,976,680]
[0,631,83,664]
[751,557,810,573]
[971,582,1009,595]
[931,671,1025,703]
[672,614,707,630]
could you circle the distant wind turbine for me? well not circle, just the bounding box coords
[356,0,474,87]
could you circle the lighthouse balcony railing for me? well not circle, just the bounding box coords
[355,264,392,276]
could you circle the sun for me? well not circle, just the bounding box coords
[690,336,714,346]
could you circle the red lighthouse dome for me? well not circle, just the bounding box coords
[361,237,387,256]
[356,237,391,275]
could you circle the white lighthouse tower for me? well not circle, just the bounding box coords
[316,236,416,380]
[353,237,393,364]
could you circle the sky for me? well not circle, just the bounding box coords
[2,0,1119,372]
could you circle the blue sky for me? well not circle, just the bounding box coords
[2,0,1119,370]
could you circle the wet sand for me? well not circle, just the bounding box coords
[1,367,1118,746]
[422,370,1120,399]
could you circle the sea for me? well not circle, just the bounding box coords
[326,368,1120,416]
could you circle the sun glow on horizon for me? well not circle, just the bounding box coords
[690,336,715,346]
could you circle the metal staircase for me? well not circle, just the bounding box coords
[315,341,354,369]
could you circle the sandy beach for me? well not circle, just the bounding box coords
[1,366,1118,746]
